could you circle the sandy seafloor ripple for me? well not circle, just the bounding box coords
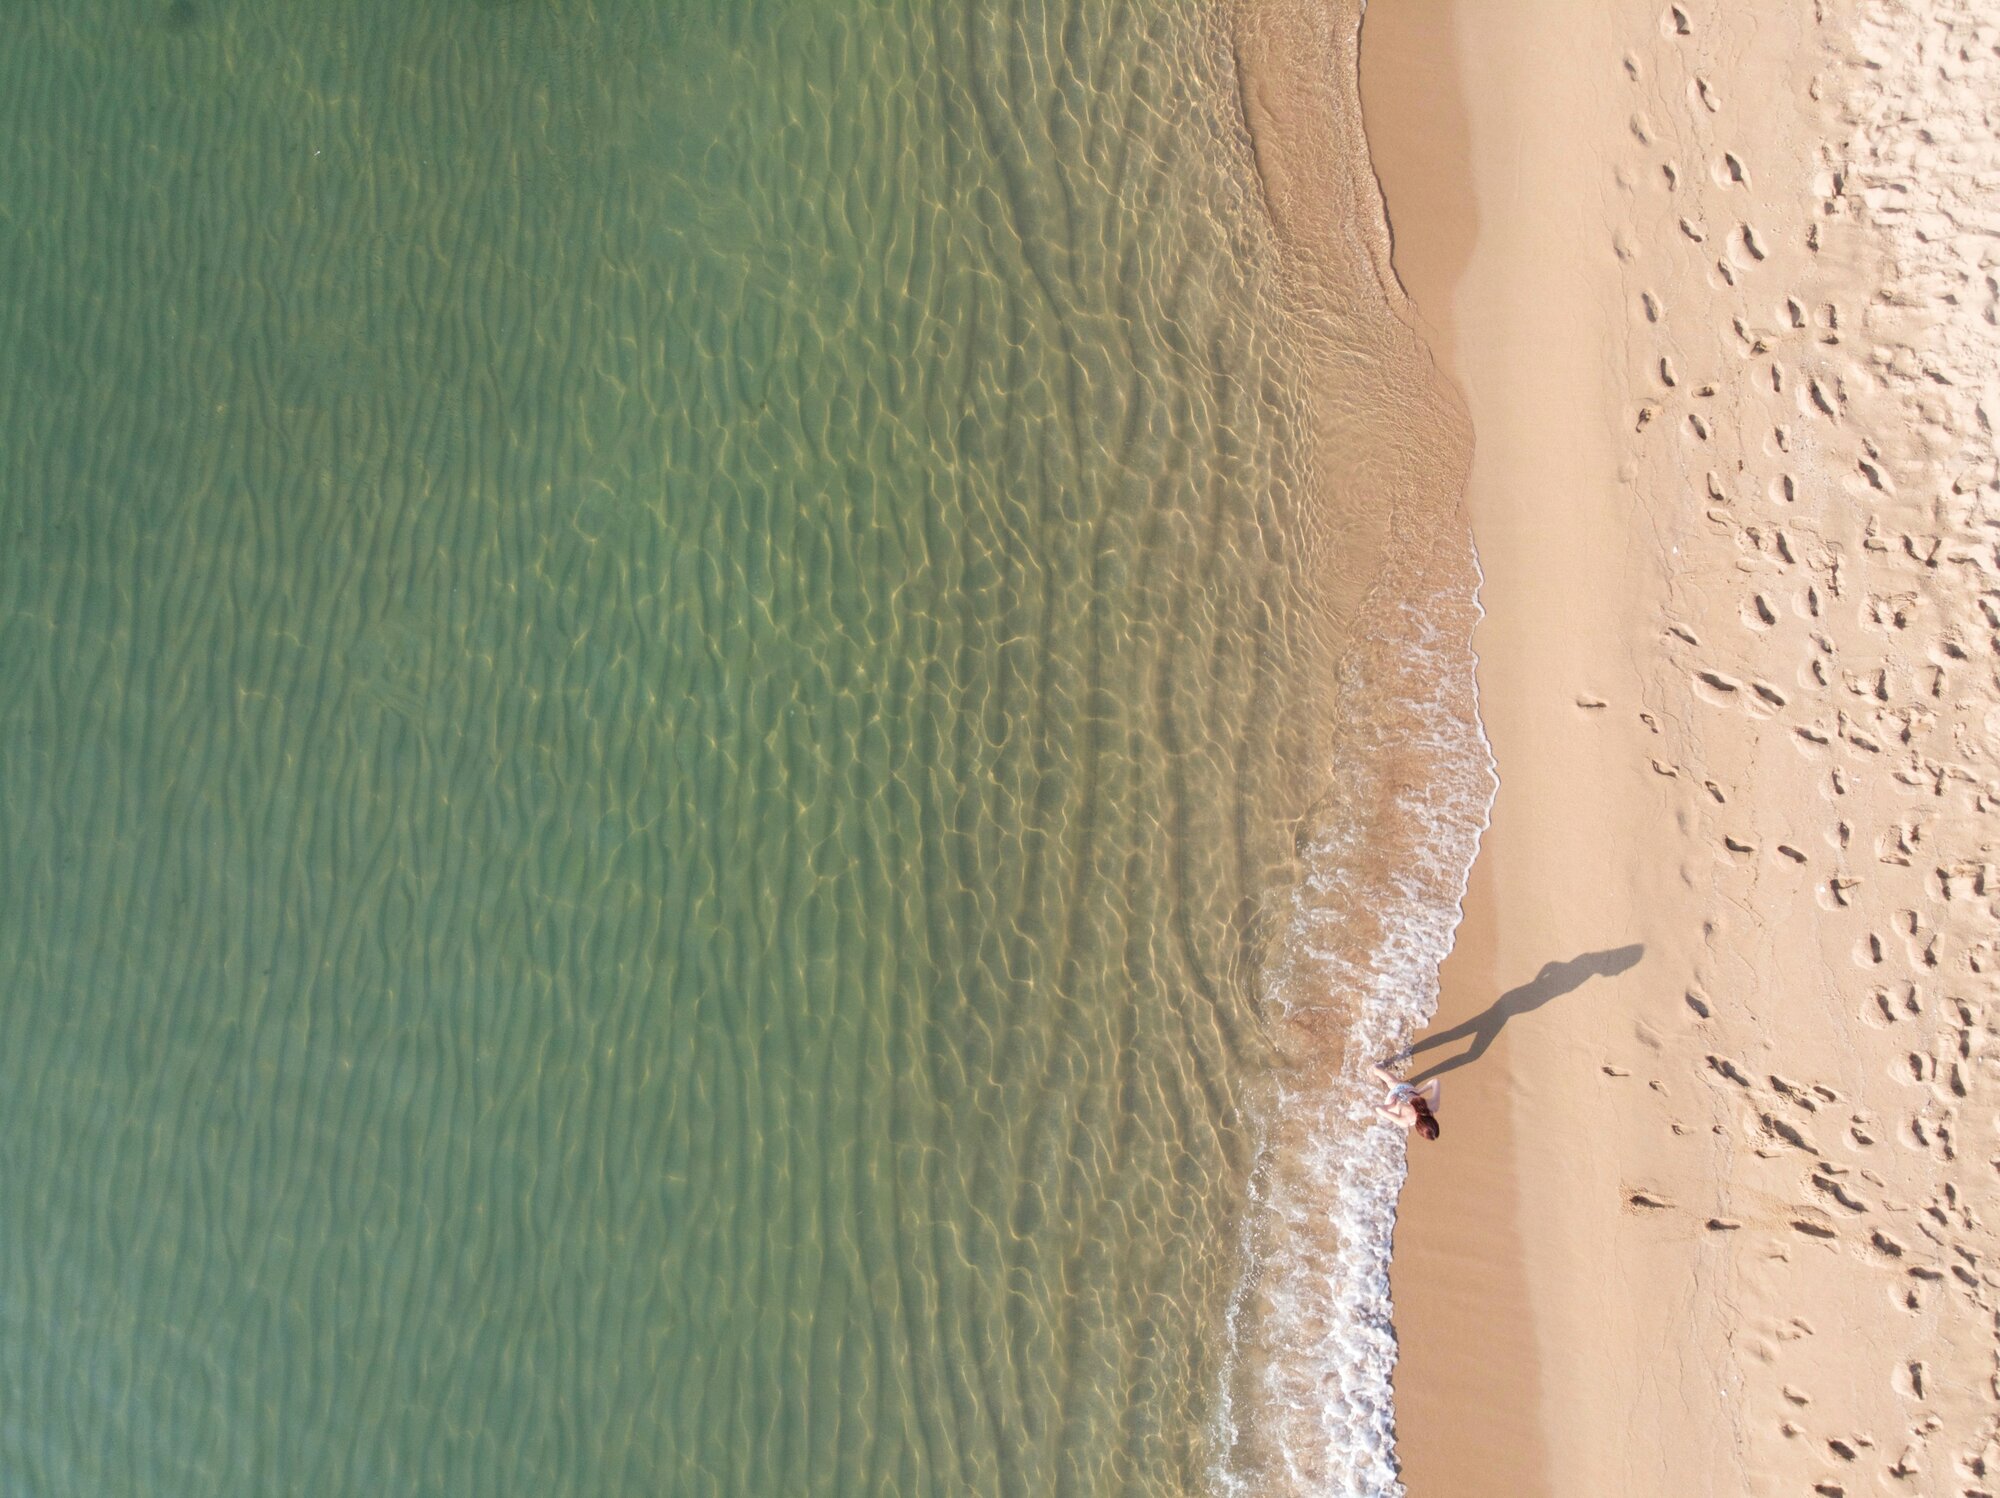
[0,2,1369,1493]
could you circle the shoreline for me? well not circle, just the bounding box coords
[1213,5,1496,1489]
[1359,1,1624,1490]
[1361,0,2000,1491]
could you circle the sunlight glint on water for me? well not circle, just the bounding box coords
[0,2,1484,1494]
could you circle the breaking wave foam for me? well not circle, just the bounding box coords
[1215,540,1496,1496]
[1200,0,1497,1486]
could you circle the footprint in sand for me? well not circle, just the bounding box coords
[1806,1167,1867,1214]
[1893,1360,1926,1399]
[1769,1075,1823,1111]
[1869,1229,1907,1260]
[1693,667,1742,705]
[1706,1053,1752,1086]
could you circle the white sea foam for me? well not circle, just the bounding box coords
[1215,553,1496,1496]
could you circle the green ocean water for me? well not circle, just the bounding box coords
[0,2,1356,1493]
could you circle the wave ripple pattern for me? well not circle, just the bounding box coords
[0,3,1365,1495]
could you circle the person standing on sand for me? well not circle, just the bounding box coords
[1371,1061,1442,1141]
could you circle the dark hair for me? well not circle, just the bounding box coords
[1412,1098,1440,1141]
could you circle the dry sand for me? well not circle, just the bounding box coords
[1361,0,2000,1492]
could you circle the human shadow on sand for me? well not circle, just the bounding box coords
[1395,944,1645,1084]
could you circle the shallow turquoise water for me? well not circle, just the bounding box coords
[0,3,1352,1493]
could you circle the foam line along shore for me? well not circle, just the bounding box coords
[1211,4,1492,1492]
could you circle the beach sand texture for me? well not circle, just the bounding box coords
[1368,0,2000,1491]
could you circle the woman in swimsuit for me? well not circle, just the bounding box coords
[1371,1061,1442,1141]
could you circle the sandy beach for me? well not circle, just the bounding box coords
[1362,0,2000,1492]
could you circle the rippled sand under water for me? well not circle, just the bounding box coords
[0,1,1484,1493]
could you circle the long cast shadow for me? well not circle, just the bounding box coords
[1397,944,1645,1084]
